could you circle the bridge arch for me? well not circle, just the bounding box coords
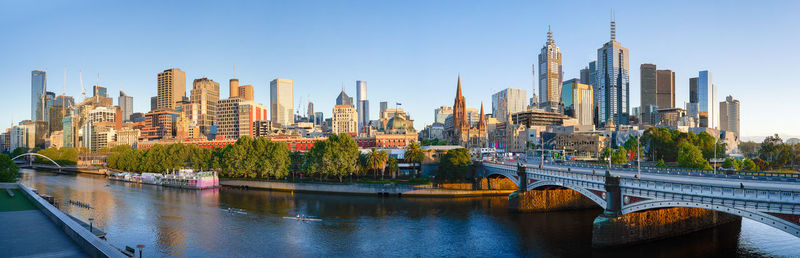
[12,153,62,168]
[484,169,520,187]
[623,200,800,238]
[526,180,606,208]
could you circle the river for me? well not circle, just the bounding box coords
[18,169,800,257]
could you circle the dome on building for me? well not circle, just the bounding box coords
[386,114,415,133]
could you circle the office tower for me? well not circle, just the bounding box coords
[336,89,353,106]
[537,26,563,109]
[595,17,630,127]
[491,88,527,122]
[93,85,108,98]
[561,79,594,126]
[31,70,47,121]
[640,64,676,125]
[314,112,324,126]
[380,101,388,117]
[190,78,220,135]
[356,80,369,134]
[270,78,294,126]
[157,68,186,110]
[690,71,717,128]
[656,69,675,109]
[229,78,239,98]
[307,101,314,118]
[332,105,358,134]
[119,90,133,122]
[720,95,740,138]
[434,106,453,124]
[150,96,157,111]
[238,85,254,101]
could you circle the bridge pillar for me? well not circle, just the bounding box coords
[516,164,527,192]
[592,170,740,247]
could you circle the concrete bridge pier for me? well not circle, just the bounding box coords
[508,164,598,212]
[591,170,740,247]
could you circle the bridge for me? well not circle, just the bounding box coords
[481,161,800,247]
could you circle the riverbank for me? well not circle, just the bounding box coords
[220,179,515,197]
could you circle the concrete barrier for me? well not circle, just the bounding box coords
[14,183,124,258]
[220,180,513,197]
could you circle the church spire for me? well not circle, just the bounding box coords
[478,102,485,129]
[456,74,462,98]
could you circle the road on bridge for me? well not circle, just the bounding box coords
[498,158,800,192]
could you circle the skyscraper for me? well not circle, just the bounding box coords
[690,71,717,128]
[656,69,675,109]
[537,26,563,109]
[94,85,108,98]
[561,79,594,126]
[307,101,314,118]
[157,68,186,111]
[355,80,369,134]
[270,78,294,126]
[380,101,388,117]
[595,16,630,127]
[190,78,220,135]
[150,96,157,112]
[720,95,740,138]
[491,88,527,122]
[119,90,133,122]
[434,106,452,124]
[336,90,353,106]
[31,70,47,121]
[640,64,676,125]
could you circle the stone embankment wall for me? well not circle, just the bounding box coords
[220,180,514,197]
[508,188,599,212]
[479,177,517,190]
[592,207,741,247]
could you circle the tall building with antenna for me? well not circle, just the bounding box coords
[595,12,630,127]
[538,26,563,111]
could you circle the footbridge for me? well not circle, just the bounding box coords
[481,162,800,246]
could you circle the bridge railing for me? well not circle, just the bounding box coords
[618,177,800,205]
[556,161,799,181]
[484,162,800,204]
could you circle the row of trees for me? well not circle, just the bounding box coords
[35,147,78,165]
[640,127,726,164]
[435,148,472,180]
[106,134,429,182]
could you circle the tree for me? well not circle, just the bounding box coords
[656,159,666,167]
[10,147,26,159]
[387,157,399,179]
[739,141,760,159]
[677,142,711,170]
[366,148,389,179]
[722,158,741,170]
[743,158,757,171]
[610,146,629,165]
[436,148,471,180]
[0,154,19,182]
[404,141,424,178]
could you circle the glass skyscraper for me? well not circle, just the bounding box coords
[595,18,629,126]
[355,80,369,134]
[270,78,294,126]
[692,70,717,128]
[31,70,47,121]
[491,88,527,123]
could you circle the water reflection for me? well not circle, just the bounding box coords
[18,169,799,257]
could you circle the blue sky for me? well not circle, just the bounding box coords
[1,0,798,137]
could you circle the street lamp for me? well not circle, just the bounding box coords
[637,132,641,178]
[713,138,719,174]
[88,218,94,233]
[137,244,145,258]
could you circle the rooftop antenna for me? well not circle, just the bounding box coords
[610,9,616,41]
[62,68,66,96]
[233,63,236,79]
[96,73,100,96]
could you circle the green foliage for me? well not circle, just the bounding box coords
[739,141,760,159]
[722,158,743,170]
[610,146,629,165]
[677,141,711,170]
[404,141,424,178]
[387,157,399,176]
[304,134,360,182]
[420,138,448,146]
[0,154,19,182]
[742,158,757,171]
[35,147,78,166]
[656,159,666,167]
[436,148,472,180]
[10,147,26,159]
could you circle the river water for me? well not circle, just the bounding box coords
[19,169,800,257]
